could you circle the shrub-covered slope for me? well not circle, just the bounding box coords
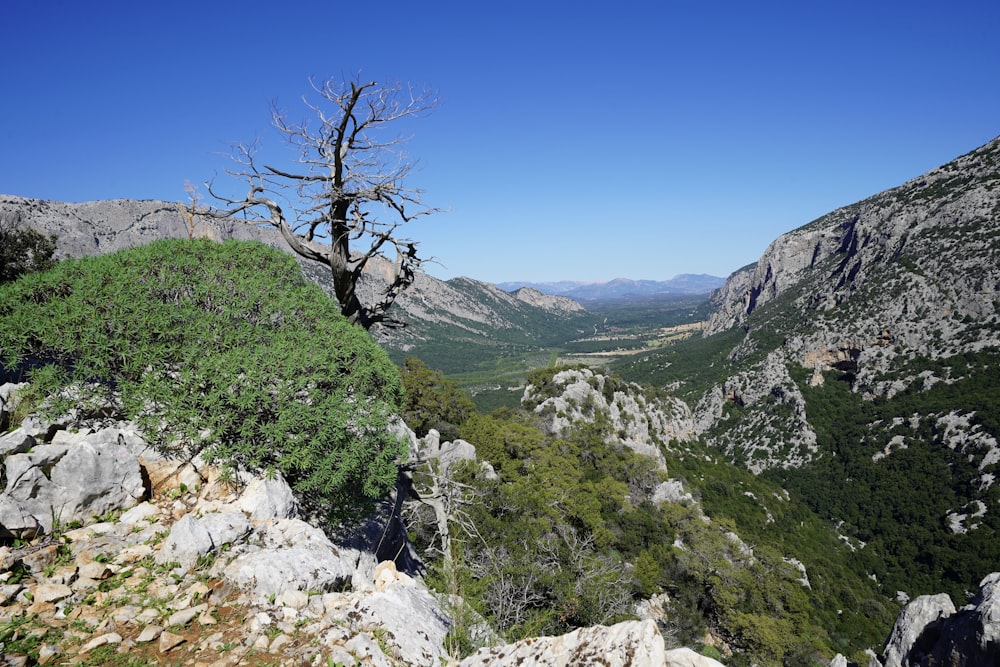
[617,136,1000,620]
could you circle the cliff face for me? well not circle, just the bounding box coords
[679,137,1000,475]
[705,137,1000,396]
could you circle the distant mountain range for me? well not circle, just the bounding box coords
[495,274,726,301]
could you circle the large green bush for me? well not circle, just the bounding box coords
[0,238,405,511]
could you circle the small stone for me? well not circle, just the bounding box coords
[325,646,357,666]
[0,583,23,604]
[136,624,163,643]
[159,630,186,653]
[32,583,73,603]
[253,634,270,650]
[27,600,57,616]
[268,633,293,654]
[112,605,142,624]
[322,593,344,614]
[137,608,162,624]
[78,561,113,580]
[71,576,99,592]
[118,501,160,525]
[278,589,308,609]
[166,594,193,611]
[116,544,154,564]
[186,581,211,601]
[167,603,207,627]
[79,632,123,654]
[37,643,61,665]
[249,611,272,634]
[21,545,59,574]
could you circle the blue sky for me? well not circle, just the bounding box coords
[3,1,998,283]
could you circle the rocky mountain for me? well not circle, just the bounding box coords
[498,274,726,301]
[705,136,1000,386]
[615,135,1000,659]
[687,136,1000,466]
[0,194,595,373]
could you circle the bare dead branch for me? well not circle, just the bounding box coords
[208,74,439,329]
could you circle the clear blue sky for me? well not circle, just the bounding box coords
[3,1,998,283]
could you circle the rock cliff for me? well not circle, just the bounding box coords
[675,136,1000,473]
[874,573,1000,667]
[705,136,1000,392]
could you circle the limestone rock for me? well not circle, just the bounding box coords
[347,576,451,667]
[422,431,477,475]
[881,572,1000,666]
[0,427,144,537]
[881,592,956,667]
[524,367,693,466]
[155,514,214,570]
[0,427,34,459]
[222,519,361,598]
[236,473,298,521]
[459,619,666,667]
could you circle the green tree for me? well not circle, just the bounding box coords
[0,211,57,284]
[400,357,474,439]
[0,238,405,514]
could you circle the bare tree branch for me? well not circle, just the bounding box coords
[208,75,439,329]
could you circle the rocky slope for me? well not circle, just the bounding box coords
[611,135,1000,664]
[0,384,726,667]
[664,136,1000,472]
[705,136,1000,392]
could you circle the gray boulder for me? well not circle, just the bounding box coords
[0,429,144,537]
[155,514,214,570]
[223,518,364,597]
[345,566,451,667]
[422,430,477,475]
[460,619,668,667]
[882,592,956,667]
[881,572,1000,667]
[0,428,34,460]
[236,474,298,521]
[155,512,250,571]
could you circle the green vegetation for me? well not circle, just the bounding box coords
[0,214,57,284]
[0,238,405,515]
[406,365,888,665]
[400,357,475,440]
[770,353,1000,602]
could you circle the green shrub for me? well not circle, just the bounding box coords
[400,357,474,439]
[0,213,57,284]
[0,238,405,513]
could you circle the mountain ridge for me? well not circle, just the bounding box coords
[497,274,726,300]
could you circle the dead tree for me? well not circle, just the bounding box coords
[210,76,439,329]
